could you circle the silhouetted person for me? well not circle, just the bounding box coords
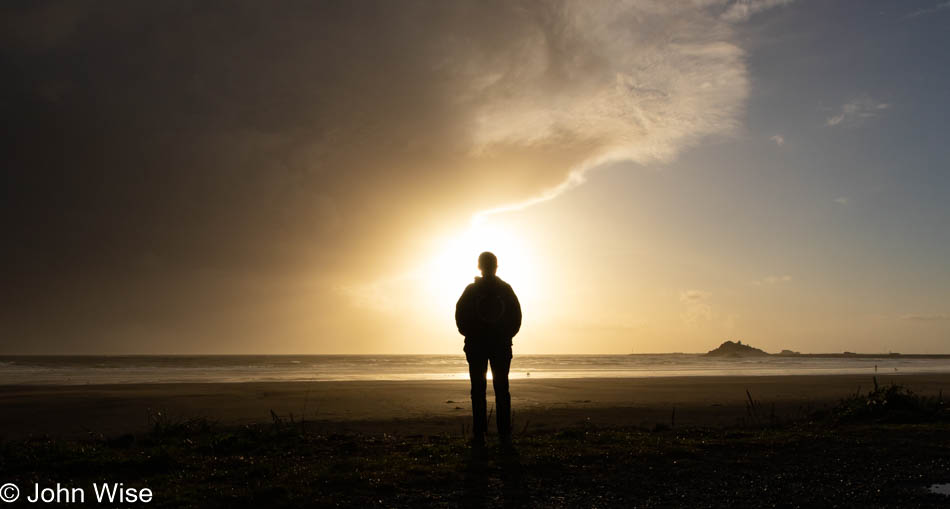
[456,251,522,446]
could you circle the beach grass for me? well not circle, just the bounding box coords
[2,386,950,508]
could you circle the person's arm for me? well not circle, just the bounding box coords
[506,286,522,338]
[455,286,473,337]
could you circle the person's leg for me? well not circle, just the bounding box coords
[489,345,512,440]
[466,349,489,443]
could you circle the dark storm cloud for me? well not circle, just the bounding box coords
[1,1,749,352]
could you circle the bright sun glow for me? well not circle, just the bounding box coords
[422,220,540,316]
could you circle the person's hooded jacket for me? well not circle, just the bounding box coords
[455,275,522,350]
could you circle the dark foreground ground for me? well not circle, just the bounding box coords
[2,384,950,508]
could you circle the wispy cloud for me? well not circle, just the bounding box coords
[833,196,849,205]
[753,275,792,286]
[770,134,785,146]
[826,96,889,127]
[721,0,795,23]
[470,1,752,222]
[904,0,950,19]
[680,290,712,324]
[680,289,712,302]
[900,313,950,321]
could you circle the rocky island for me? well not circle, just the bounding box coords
[705,340,770,357]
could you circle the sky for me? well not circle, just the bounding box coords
[2,0,949,354]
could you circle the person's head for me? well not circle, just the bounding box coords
[477,251,497,276]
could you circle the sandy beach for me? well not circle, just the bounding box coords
[2,373,948,438]
[3,373,950,507]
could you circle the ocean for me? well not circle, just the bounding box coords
[1,354,949,385]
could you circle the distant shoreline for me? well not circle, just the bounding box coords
[626,353,950,359]
[4,352,950,358]
[700,353,950,359]
[702,339,950,358]
[770,353,950,359]
[701,352,950,359]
